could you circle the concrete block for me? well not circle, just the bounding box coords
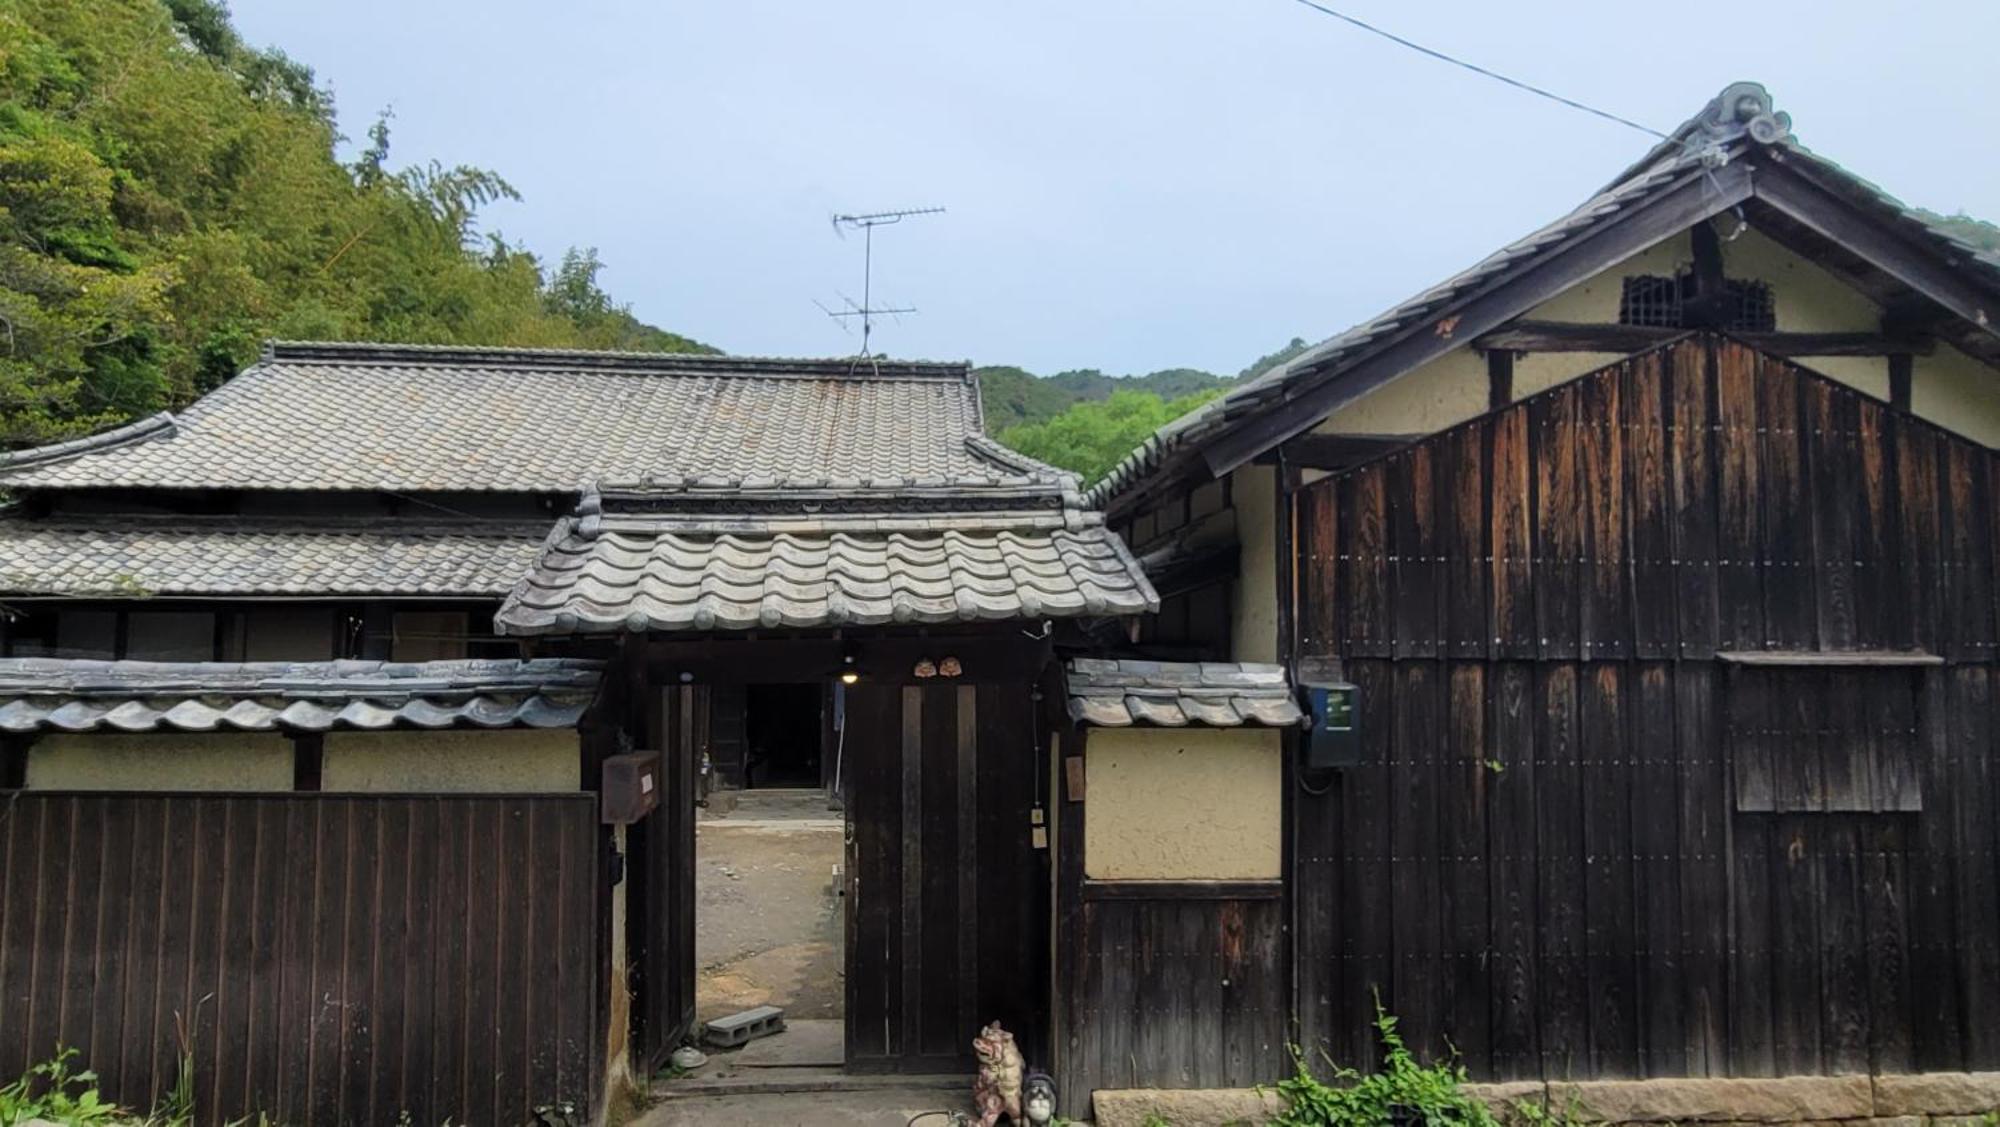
[1872,1072,2000,1117]
[703,1005,786,1048]
[1546,1075,1873,1123]
[1092,1087,1285,1127]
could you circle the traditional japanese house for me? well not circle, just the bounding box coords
[0,345,1157,1124]
[1062,83,2000,1119]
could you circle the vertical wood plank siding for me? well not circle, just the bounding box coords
[0,792,601,1126]
[845,681,1048,1075]
[1291,336,2000,1079]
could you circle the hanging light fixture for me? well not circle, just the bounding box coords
[837,643,861,685]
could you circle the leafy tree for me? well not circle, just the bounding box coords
[1239,335,1309,381]
[997,388,1221,483]
[0,0,711,446]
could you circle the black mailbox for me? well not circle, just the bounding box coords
[1301,681,1361,769]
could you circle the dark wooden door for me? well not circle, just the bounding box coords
[843,681,1048,1073]
[628,683,704,1073]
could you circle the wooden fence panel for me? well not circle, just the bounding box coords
[0,792,600,1127]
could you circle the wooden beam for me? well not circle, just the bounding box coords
[291,732,324,791]
[1198,160,1755,478]
[1715,649,1942,667]
[1487,348,1514,409]
[1683,218,1729,328]
[1474,321,1687,353]
[1259,432,1417,471]
[1889,352,1913,411]
[1471,320,1933,357]
[0,736,29,789]
[1080,879,1284,901]
[1755,157,2000,345]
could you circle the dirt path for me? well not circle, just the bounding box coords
[695,792,844,1023]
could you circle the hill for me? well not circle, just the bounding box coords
[980,336,1310,480]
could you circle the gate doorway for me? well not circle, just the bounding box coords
[743,682,825,789]
[628,640,1052,1078]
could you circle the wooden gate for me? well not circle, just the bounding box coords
[626,683,703,1073]
[0,792,602,1127]
[843,681,1048,1073]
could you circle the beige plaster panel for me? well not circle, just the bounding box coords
[1083,727,1281,880]
[321,728,580,793]
[26,732,293,791]
[1228,465,1279,663]
[1915,343,2000,449]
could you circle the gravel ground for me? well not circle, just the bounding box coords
[695,793,844,1024]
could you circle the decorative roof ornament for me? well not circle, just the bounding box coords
[1701,82,1793,147]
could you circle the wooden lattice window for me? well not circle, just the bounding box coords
[1619,274,1776,332]
[1726,657,1926,813]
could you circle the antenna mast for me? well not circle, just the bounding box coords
[823,206,944,356]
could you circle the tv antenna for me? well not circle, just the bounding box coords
[820,206,944,356]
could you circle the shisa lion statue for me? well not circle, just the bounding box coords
[971,1021,1025,1126]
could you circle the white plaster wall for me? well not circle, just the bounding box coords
[1082,727,1281,880]
[321,728,580,792]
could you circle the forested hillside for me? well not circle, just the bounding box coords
[0,0,711,446]
[0,0,1298,481]
[982,336,1309,481]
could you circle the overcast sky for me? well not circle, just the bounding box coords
[231,1,1999,376]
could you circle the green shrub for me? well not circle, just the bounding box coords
[1270,1005,1498,1127]
[0,1047,124,1126]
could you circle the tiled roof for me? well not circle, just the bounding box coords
[1065,658,1304,727]
[0,658,602,732]
[1088,82,2000,509]
[0,517,543,597]
[1,343,1049,493]
[495,506,1158,635]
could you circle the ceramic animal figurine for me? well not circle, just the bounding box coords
[971,1021,1025,1126]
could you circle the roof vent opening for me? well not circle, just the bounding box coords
[1617,273,1775,333]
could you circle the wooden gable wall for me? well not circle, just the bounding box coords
[1288,335,2000,1079]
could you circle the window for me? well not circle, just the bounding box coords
[243,608,337,661]
[125,612,217,661]
[1619,274,1776,332]
[1727,663,1923,813]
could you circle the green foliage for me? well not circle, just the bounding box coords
[0,0,712,447]
[1238,335,1310,381]
[997,387,1219,482]
[0,1047,123,1126]
[975,362,1239,433]
[1270,1004,1499,1127]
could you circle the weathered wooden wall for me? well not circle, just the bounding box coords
[1291,336,2000,1080]
[1060,887,1288,1106]
[0,792,602,1126]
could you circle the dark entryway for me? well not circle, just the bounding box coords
[744,683,823,788]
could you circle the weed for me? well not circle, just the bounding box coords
[1270,1001,1498,1126]
[0,1047,124,1126]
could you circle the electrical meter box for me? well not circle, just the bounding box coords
[1301,682,1362,769]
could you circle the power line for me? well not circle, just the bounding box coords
[1284,0,1669,141]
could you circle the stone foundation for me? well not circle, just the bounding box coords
[1089,1072,2000,1127]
